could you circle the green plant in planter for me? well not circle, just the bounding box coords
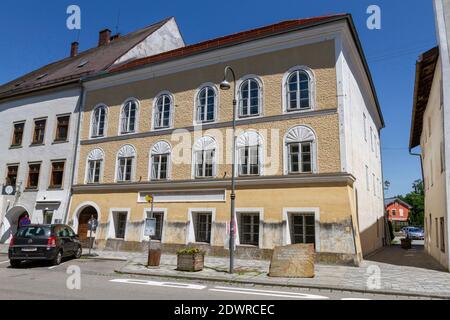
[177,247,205,272]
[177,247,205,255]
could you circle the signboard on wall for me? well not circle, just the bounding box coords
[144,218,157,237]
[2,185,16,196]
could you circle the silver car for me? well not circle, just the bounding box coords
[406,227,424,240]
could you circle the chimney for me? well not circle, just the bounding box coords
[110,33,121,41]
[98,29,111,47]
[70,42,79,57]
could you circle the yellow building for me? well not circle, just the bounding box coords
[68,14,385,265]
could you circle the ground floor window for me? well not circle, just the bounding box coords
[113,212,127,239]
[289,213,315,246]
[146,211,164,241]
[239,213,260,246]
[193,212,212,243]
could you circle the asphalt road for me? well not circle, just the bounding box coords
[0,253,432,301]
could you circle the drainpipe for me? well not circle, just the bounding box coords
[63,82,85,225]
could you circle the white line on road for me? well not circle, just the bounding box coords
[0,260,10,265]
[48,261,69,270]
[110,279,207,290]
[210,286,329,300]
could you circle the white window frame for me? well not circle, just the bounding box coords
[283,125,318,175]
[187,208,216,245]
[115,145,137,183]
[236,75,263,119]
[118,98,139,135]
[282,66,315,114]
[282,208,320,251]
[152,91,174,130]
[234,208,264,248]
[149,141,172,181]
[194,83,219,124]
[90,104,108,138]
[192,136,218,179]
[85,148,105,184]
[235,131,264,177]
[107,208,130,240]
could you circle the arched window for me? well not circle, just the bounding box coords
[154,93,173,129]
[284,126,317,174]
[193,136,217,178]
[196,85,217,123]
[86,149,104,184]
[236,131,263,176]
[150,141,171,180]
[91,105,107,138]
[285,68,314,112]
[239,77,262,118]
[120,99,138,134]
[116,145,136,182]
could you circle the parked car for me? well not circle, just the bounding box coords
[401,226,415,235]
[8,224,82,268]
[406,227,425,240]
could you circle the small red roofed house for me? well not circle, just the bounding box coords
[385,197,412,230]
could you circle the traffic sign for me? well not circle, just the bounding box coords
[145,195,154,203]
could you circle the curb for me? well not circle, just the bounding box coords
[114,268,450,300]
[82,256,128,262]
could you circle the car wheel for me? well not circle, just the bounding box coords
[10,260,21,268]
[53,250,63,266]
[74,246,82,259]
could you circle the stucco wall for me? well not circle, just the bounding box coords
[421,59,449,269]
[68,183,359,263]
[76,40,339,184]
[0,87,81,242]
[339,37,385,256]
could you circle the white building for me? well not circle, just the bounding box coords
[0,17,184,243]
[409,0,450,270]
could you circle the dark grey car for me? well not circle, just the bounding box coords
[8,224,82,268]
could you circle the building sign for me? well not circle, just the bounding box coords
[144,218,157,237]
[2,185,16,196]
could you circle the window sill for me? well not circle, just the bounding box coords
[90,135,105,140]
[29,143,45,147]
[9,145,23,150]
[52,140,69,145]
[237,244,259,248]
[285,108,313,114]
[24,188,38,192]
[48,187,63,191]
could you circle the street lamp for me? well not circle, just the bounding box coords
[220,66,237,274]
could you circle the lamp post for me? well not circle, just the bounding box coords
[220,66,237,274]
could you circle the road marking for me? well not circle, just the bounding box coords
[0,260,10,265]
[341,298,371,300]
[110,279,207,290]
[210,286,329,300]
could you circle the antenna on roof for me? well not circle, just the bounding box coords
[115,8,122,35]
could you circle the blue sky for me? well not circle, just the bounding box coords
[0,0,436,197]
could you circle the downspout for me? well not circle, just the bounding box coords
[63,81,85,224]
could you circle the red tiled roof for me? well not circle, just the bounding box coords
[110,14,348,74]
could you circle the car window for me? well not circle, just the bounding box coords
[56,227,69,237]
[17,226,51,238]
[65,227,76,237]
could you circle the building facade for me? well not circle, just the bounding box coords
[67,14,385,265]
[409,0,450,271]
[0,18,184,243]
[384,197,411,231]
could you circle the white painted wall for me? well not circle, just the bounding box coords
[114,18,185,65]
[337,30,385,255]
[0,88,81,243]
[432,0,450,270]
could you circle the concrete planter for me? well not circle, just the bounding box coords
[176,253,205,272]
[401,238,412,249]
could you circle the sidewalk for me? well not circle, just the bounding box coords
[99,248,450,299]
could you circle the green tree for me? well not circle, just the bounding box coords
[397,179,424,227]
